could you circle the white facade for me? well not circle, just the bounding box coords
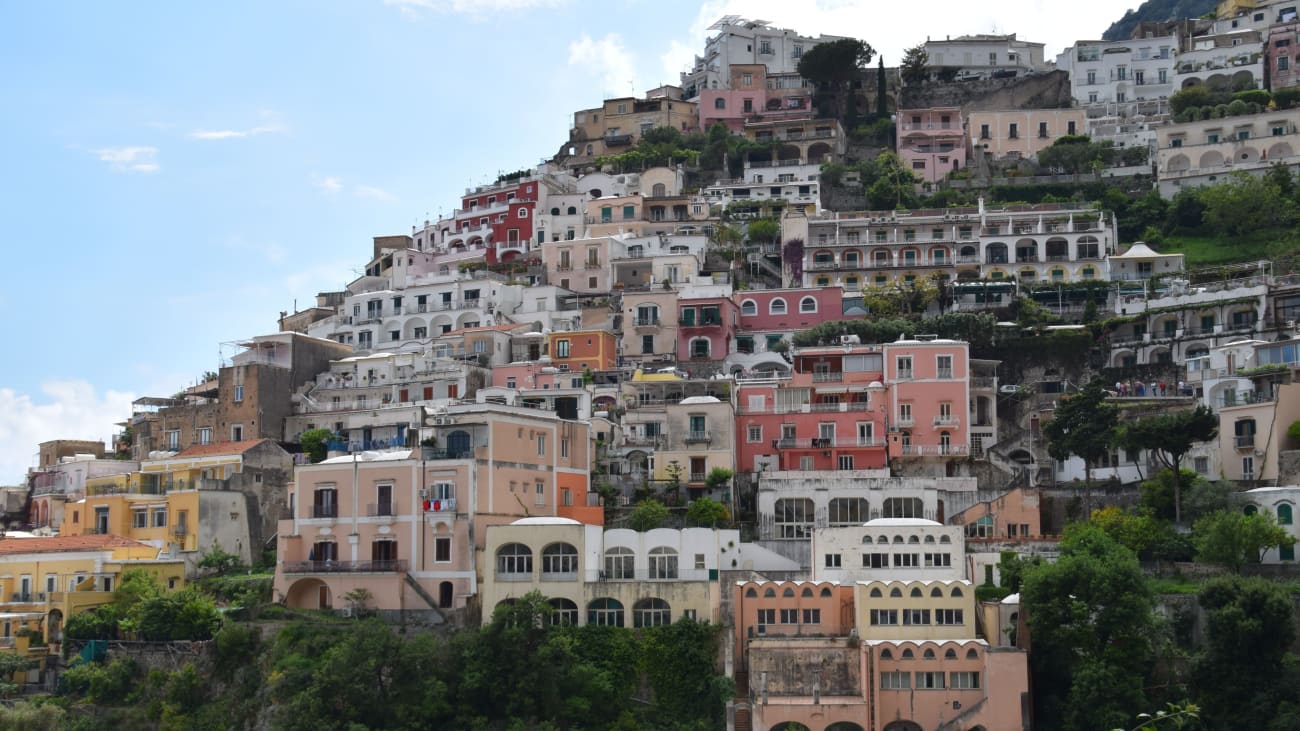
[679,17,847,98]
[1155,107,1300,196]
[1171,28,1264,93]
[1056,37,1176,105]
[1243,486,1299,563]
[923,34,1048,80]
[812,518,966,583]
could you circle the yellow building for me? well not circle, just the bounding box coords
[0,534,186,647]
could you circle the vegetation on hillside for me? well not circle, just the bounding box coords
[1102,0,1217,41]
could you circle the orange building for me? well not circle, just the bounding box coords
[546,329,617,373]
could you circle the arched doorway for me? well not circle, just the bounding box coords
[882,722,922,731]
[285,578,333,610]
[47,609,63,643]
[438,581,453,608]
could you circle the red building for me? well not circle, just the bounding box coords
[678,291,739,362]
[734,286,842,354]
[442,178,540,265]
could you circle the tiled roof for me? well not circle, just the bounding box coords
[172,439,270,458]
[0,534,150,555]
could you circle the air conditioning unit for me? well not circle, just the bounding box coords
[1255,449,1267,457]
[839,334,861,345]
[434,416,455,426]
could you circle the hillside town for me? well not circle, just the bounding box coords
[8,2,1300,729]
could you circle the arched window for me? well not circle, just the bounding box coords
[880,648,894,660]
[604,547,634,579]
[801,587,814,597]
[862,535,874,544]
[541,543,578,578]
[741,299,757,316]
[951,586,964,598]
[652,183,666,197]
[1245,504,1259,516]
[745,587,758,598]
[764,587,776,597]
[549,597,579,625]
[799,296,817,313]
[892,536,903,544]
[714,97,726,109]
[690,337,710,359]
[924,535,935,544]
[908,535,920,544]
[633,597,672,627]
[910,587,922,597]
[870,587,883,598]
[496,543,532,576]
[939,535,952,544]
[931,587,943,597]
[820,587,832,597]
[587,598,624,626]
[966,648,978,659]
[769,298,788,315]
[890,587,903,598]
[550,207,560,216]
[567,206,577,215]
[1279,504,1293,525]
[782,587,795,597]
[648,547,678,579]
[901,649,914,659]
[923,648,936,659]
[944,648,957,659]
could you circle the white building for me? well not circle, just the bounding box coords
[923,34,1048,80]
[679,16,848,99]
[1056,37,1177,106]
[1155,106,1300,196]
[812,518,966,583]
[1243,486,1299,562]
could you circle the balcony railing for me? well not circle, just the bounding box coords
[896,444,970,457]
[689,472,708,483]
[635,318,660,327]
[933,416,961,428]
[1235,434,1256,449]
[812,372,843,382]
[423,497,456,512]
[6,592,45,603]
[684,431,711,444]
[281,560,408,574]
[936,368,953,379]
[367,502,398,517]
[772,437,884,449]
[897,370,914,381]
[312,505,339,519]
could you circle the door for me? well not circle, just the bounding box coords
[446,430,472,458]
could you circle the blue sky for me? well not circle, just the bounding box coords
[0,0,1134,482]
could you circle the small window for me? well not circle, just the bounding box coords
[799,297,817,313]
[769,298,787,315]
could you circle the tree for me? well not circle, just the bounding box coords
[900,43,928,85]
[797,38,875,124]
[629,500,669,531]
[1116,406,1218,524]
[1139,468,1229,523]
[1086,506,1170,558]
[745,217,779,245]
[686,497,729,527]
[782,237,805,286]
[299,428,335,463]
[1044,379,1118,516]
[198,543,242,576]
[863,151,920,209]
[1021,524,1156,730]
[875,56,887,118]
[1266,160,1297,199]
[1199,171,1298,236]
[1193,576,1300,729]
[1193,509,1295,572]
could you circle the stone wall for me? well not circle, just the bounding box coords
[748,638,862,697]
[900,71,1074,112]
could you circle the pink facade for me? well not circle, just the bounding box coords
[952,486,1044,540]
[886,340,971,459]
[732,581,856,660]
[869,640,1028,731]
[734,287,842,345]
[543,236,612,295]
[678,296,739,361]
[274,404,595,614]
[697,64,813,133]
[897,107,967,184]
[736,346,887,474]
[1269,20,1300,91]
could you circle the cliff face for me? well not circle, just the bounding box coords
[1102,0,1217,41]
[899,70,1075,112]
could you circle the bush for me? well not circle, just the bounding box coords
[1289,420,1300,447]
[629,500,670,531]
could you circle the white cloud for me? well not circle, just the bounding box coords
[568,33,639,99]
[313,175,344,194]
[0,381,136,485]
[353,184,397,202]
[94,146,160,173]
[189,112,287,140]
[384,0,566,19]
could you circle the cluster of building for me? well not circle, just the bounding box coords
[10,7,1300,724]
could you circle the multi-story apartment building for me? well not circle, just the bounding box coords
[1156,105,1300,195]
[784,200,1115,290]
[677,283,740,363]
[897,107,967,184]
[731,287,842,361]
[618,289,681,366]
[1172,26,1265,93]
[28,444,138,531]
[697,63,813,132]
[923,33,1047,80]
[1243,485,1299,562]
[0,534,186,645]
[967,109,1089,161]
[545,329,618,373]
[1206,337,1300,483]
[741,118,845,168]
[565,89,698,166]
[679,17,846,99]
[702,162,822,215]
[273,402,595,615]
[62,439,293,569]
[480,524,752,627]
[812,519,965,583]
[541,234,612,295]
[1107,271,1269,367]
[1266,8,1300,90]
[1056,36,1177,105]
[650,392,736,491]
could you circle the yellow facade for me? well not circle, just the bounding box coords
[68,472,203,552]
[854,579,977,641]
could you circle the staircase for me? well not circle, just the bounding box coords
[402,574,447,623]
[732,671,752,731]
[734,705,752,731]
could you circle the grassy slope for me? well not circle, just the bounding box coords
[1157,229,1292,268]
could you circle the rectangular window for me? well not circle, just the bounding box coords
[802,608,821,624]
[560,438,569,458]
[979,124,990,139]
[132,510,147,528]
[747,425,763,443]
[197,427,211,445]
[838,455,854,470]
[167,430,180,450]
[1038,121,1048,138]
[950,671,981,689]
[935,608,964,625]
[936,354,953,378]
[916,672,946,689]
[870,609,899,625]
[825,553,842,568]
[151,509,167,528]
[780,608,799,624]
[535,481,545,506]
[894,553,919,567]
[881,671,911,689]
[924,552,952,567]
[234,385,245,403]
[1008,123,1018,139]
[896,356,913,379]
[434,537,451,562]
[903,609,930,625]
[757,608,775,627]
[537,434,546,456]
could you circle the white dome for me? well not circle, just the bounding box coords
[510,517,582,526]
[863,518,942,527]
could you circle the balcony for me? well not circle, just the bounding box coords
[281,560,408,574]
[689,472,708,483]
[367,502,398,517]
[1235,434,1256,449]
[635,318,660,328]
[6,593,45,603]
[684,431,712,444]
[897,370,914,381]
[933,416,961,428]
[896,444,970,457]
[812,372,843,383]
[424,497,456,512]
[772,437,883,449]
[937,368,953,379]
[312,505,339,519]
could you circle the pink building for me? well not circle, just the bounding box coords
[542,236,612,295]
[897,107,967,184]
[734,287,843,355]
[678,293,739,362]
[735,339,973,475]
[273,402,596,614]
[698,64,813,132]
[1268,14,1300,91]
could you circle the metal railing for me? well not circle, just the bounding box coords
[367,502,398,517]
[896,444,970,457]
[684,431,711,443]
[1235,435,1256,449]
[812,372,843,382]
[281,560,407,574]
[312,505,339,519]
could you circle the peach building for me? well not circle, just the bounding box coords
[897,107,967,184]
[967,109,1087,161]
[545,329,618,373]
[273,402,596,616]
